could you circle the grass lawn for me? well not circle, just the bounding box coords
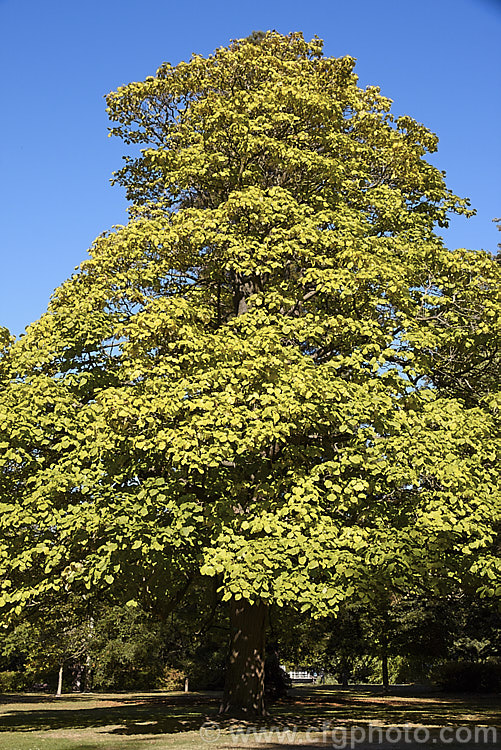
[0,685,500,749]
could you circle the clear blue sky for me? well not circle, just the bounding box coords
[1,0,500,337]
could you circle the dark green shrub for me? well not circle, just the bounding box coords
[179,642,226,690]
[432,661,501,692]
[0,670,28,692]
[89,606,165,690]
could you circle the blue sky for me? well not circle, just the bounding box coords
[1,0,500,337]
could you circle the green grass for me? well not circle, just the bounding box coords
[0,685,500,749]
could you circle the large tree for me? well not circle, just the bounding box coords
[0,32,500,714]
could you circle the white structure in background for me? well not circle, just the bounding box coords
[284,669,316,682]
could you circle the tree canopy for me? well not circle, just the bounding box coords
[0,31,500,713]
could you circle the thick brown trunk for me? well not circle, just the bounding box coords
[220,598,267,716]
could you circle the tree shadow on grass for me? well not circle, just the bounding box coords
[0,692,218,734]
[274,685,501,728]
[0,691,205,705]
[0,739,177,750]
[0,687,500,740]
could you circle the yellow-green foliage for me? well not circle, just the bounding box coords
[0,33,499,619]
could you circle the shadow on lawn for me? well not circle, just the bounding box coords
[0,692,218,734]
[0,687,500,739]
[274,686,501,729]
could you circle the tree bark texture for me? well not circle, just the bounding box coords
[220,598,267,716]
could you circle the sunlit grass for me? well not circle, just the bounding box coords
[0,685,500,749]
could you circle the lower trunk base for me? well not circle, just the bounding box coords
[220,598,267,716]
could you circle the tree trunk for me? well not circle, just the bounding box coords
[220,598,267,716]
[382,645,389,693]
[56,665,63,697]
[84,654,93,692]
[340,658,349,687]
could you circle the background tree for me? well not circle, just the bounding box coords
[0,580,230,693]
[0,32,500,715]
[1,595,93,695]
